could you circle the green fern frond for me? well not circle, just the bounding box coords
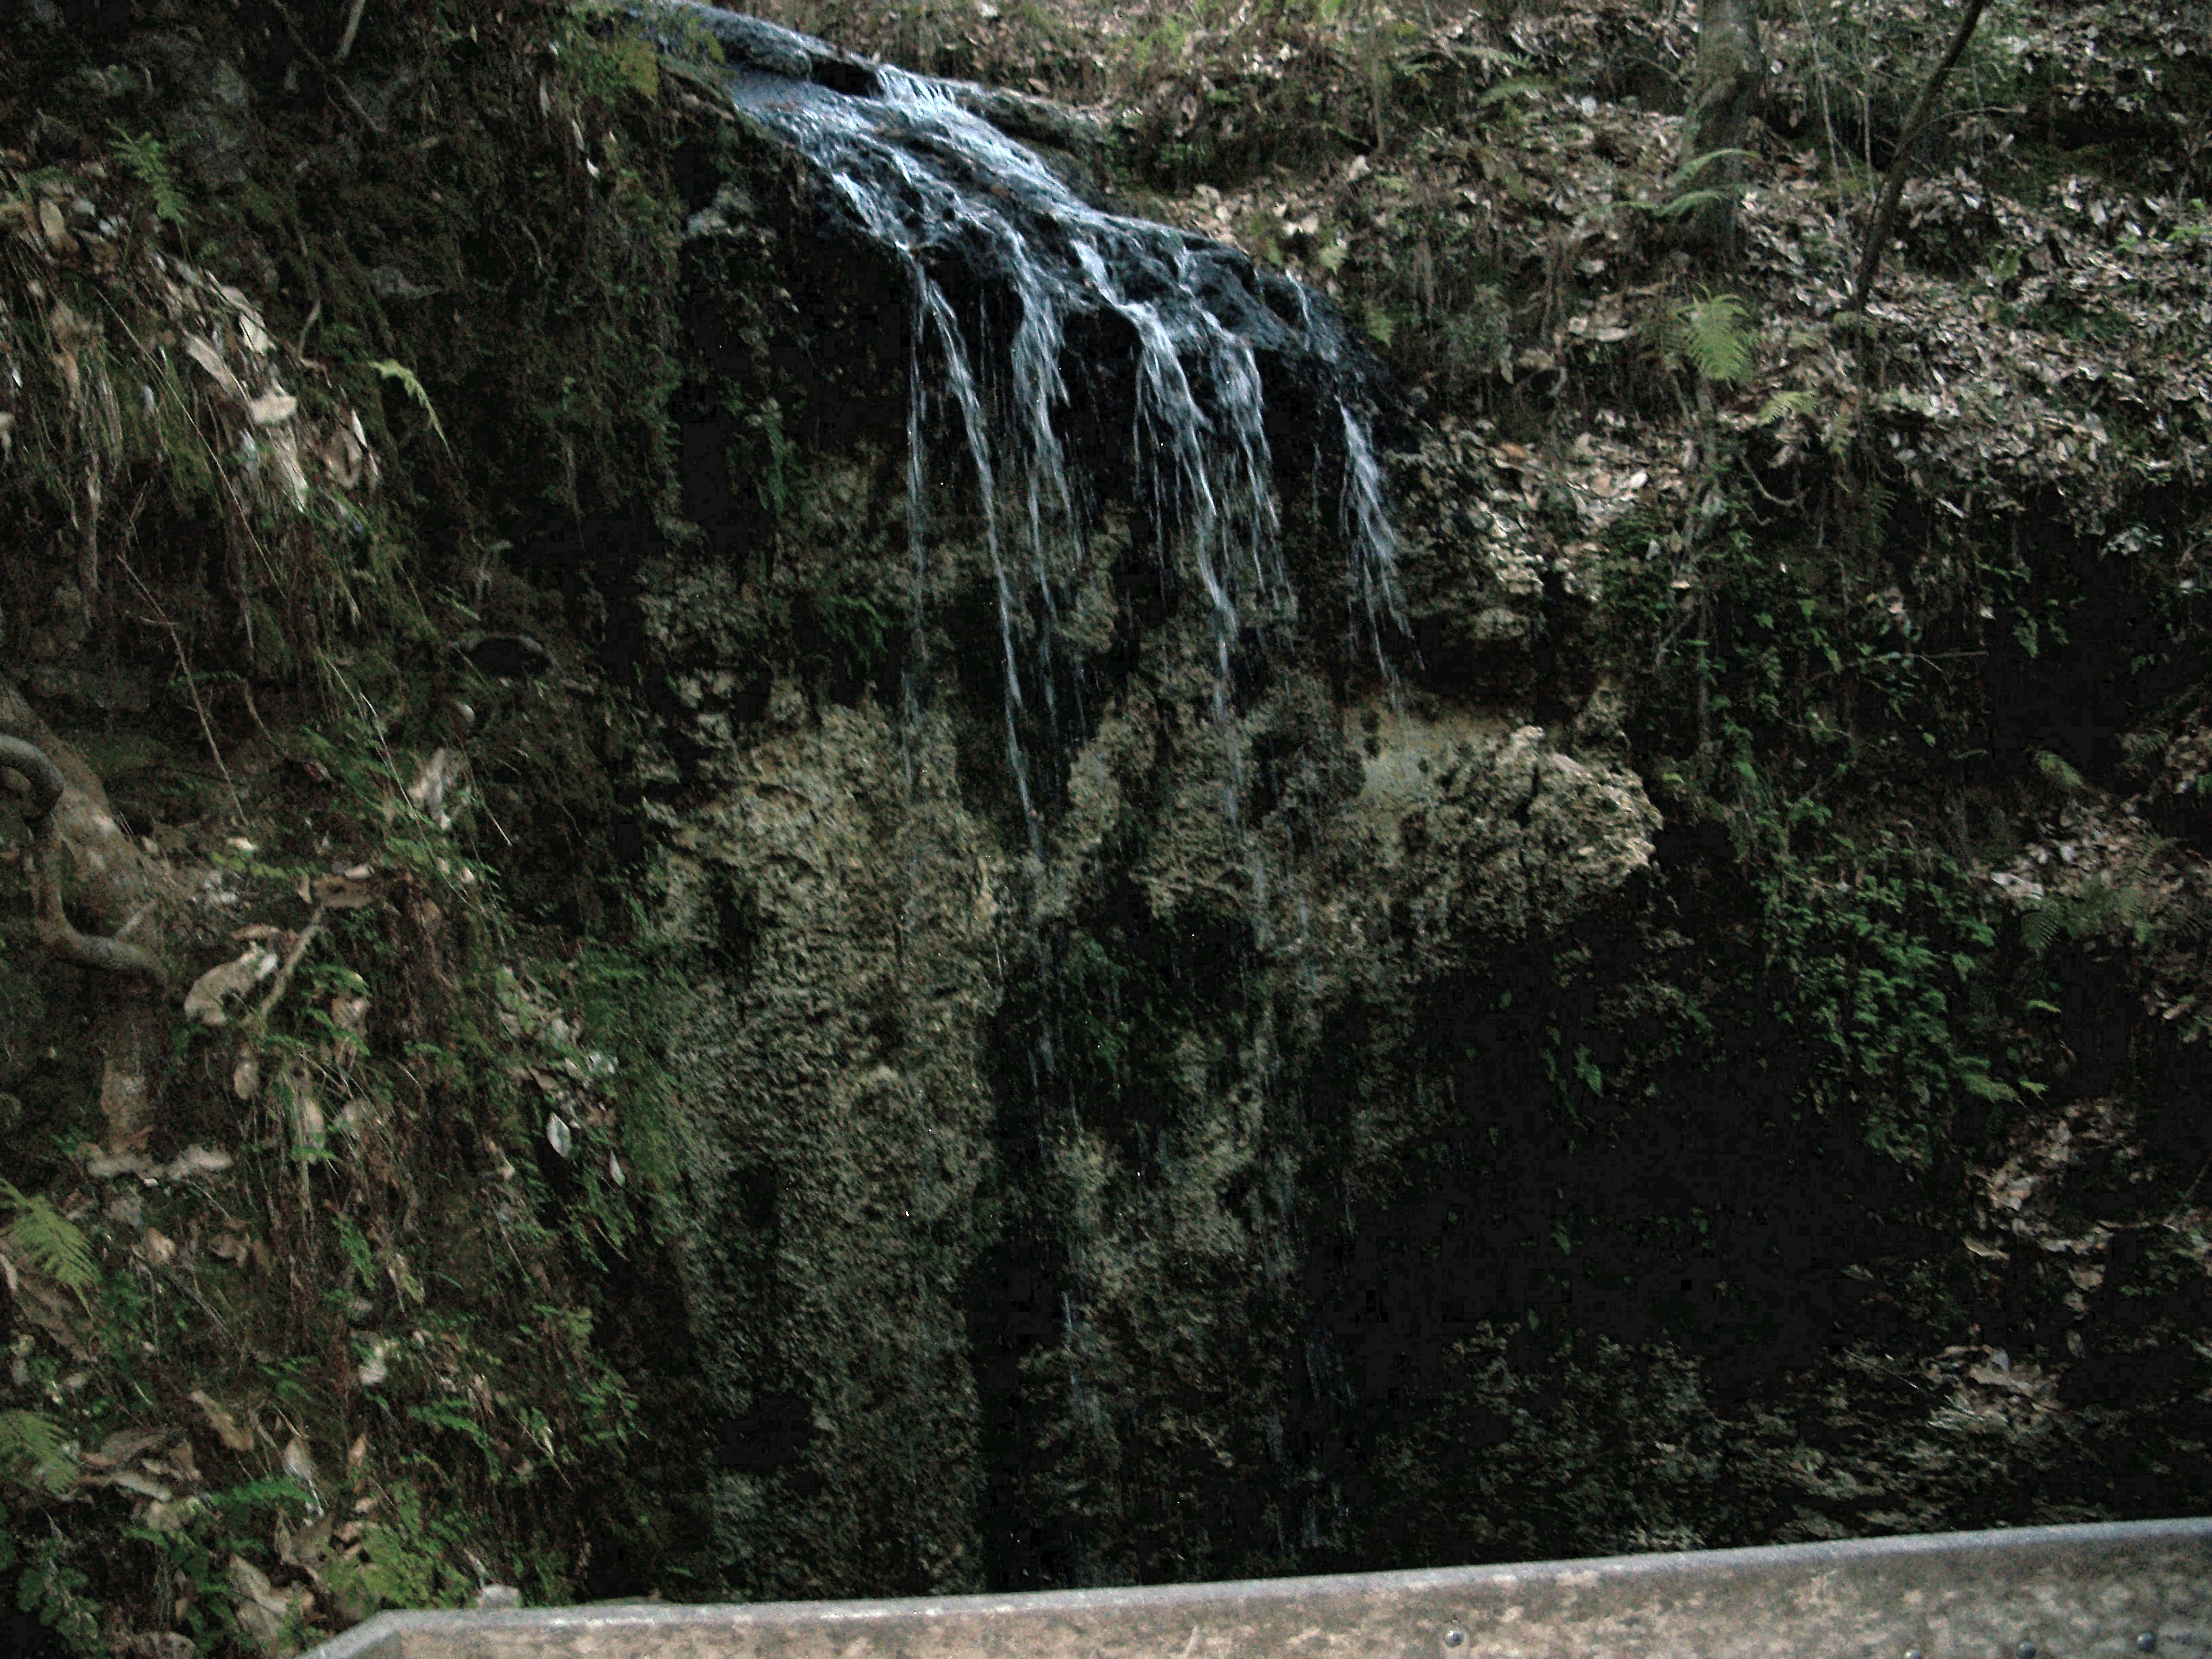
[1476,76,1555,108]
[108,128,188,228]
[0,1180,96,1309]
[1671,146,1757,187]
[1643,188,1730,220]
[369,360,451,452]
[1955,1063,2018,1104]
[1853,478,1896,548]
[1755,390,1820,426]
[2033,750,2085,793]
[2021,884,2156,956]
[0,1409,78,1496]
[1668,292,1756,384]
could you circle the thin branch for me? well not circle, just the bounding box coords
[1846,0,1990,312]
[247,912,327,1033]
[291,297,323,369]
[335,0,369,62]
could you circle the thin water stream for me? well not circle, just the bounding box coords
[652,5,1407,843]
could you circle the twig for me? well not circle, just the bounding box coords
[334,77,388,137]
[264,0,384,131]
[248,911,327,1031]
[291,298,323,366]
[1845,0,1990,312]
[117,555,247,831]
[335,0,368,62]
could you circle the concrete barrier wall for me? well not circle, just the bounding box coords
[302,1518,2212,1659]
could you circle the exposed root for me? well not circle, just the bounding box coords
[0,734,172,991]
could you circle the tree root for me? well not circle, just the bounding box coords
[0,733,174,992]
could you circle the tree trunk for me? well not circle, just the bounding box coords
[1685,0,1765,257]
[1847,0,1990,311]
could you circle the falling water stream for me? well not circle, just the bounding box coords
[648,1,1407,848]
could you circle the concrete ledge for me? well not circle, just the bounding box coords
[302,1517,2212,1659]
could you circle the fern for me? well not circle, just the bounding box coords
[2033,750,2085,793]
[1853,477,1897,550]
[1668,292,1756,384]
[0,1410,77,1496]
[1641,188,1731,220]
[1624,149,1759,218]
[108,129,188,228]
[1755,389,1820,426]
[1671,146,1757,188]
[1954,1060,2018,1104]
[369,360,451,451]
[1476,76,1555,108]
[0,1180,96,1309]
[2020,884,2152,956]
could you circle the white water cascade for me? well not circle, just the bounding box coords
[651,4,1408,842]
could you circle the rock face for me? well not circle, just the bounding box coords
[653,685,999,1592]
[638,56,1659,1593]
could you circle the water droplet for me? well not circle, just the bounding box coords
[1442,1631,1466,1649]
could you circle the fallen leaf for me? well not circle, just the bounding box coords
[281,1435,319,1493]
[165,1145,233,1178]
[291,1078,325,1141]
[37,197,74,253]
[84,1427,171,1471]
[182,334,243,398]
[309,872,381,910]
[7,1272,96,1359]
[184,947,280,1026]
[148,1436,201,1486]
[406,747,461,823]
[140,1498,202,1534]
[230,1599,281,1650]
[356,1341,390,1389]
[276,1511,334,1570]
[246,390,297,425]
[81,1145,152,1180]
[189,1390,255,1452]
[100,1467,173,1501]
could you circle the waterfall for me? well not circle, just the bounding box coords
[639,7,1417,1583]
[659,5,1406,837]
